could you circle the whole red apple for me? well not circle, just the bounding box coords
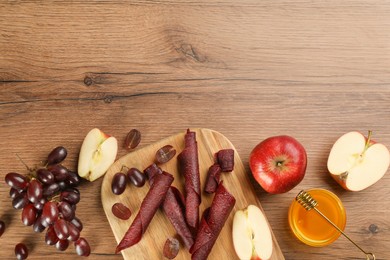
[249,135,307,194]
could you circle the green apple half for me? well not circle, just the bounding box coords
[78,128,118,181]
[327,131,390,191]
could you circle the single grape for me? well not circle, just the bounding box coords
[124,129,141,150]
[21,204,37,226]
[111,202,131,220]
[163,237,180,259]
[60,190,80,205]
[32,216,46,233]
[36,168,55,185]
[14,243,28,260]
[53,218,69,240]
[33,197,46,211]
[0,220,5,237]
[74,237,91,257]
[58,201,75,221]
[127,168,146,187]
[42,201,59,225]
[70,217,83,232]
[45,226,59,245]
[42,183,60,197]
[66,171,81,187]
[12,193,29,210]
[47,146,67,165]
[67,222,80,241]
[5,172,28,190]
[111,172,127,195]
[10,187,21,199]
[57,181,67,191]
[27,179,43,204]
[47,164,69,182]
[155,145,176,164]
[55,239,69,251]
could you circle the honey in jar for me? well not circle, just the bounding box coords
[288,188,346,247]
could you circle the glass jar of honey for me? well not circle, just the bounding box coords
[288,188,346,247]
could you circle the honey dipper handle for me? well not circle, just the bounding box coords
[313,208,375,260]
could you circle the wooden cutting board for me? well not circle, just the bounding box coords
[101,128,285,259]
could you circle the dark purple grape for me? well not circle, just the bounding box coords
[27,179,43,203]
[124,129,141,150]
[0,220,5,237]
[42,183,60,197]
[58,181,67,191]
[32,216,46,233]
[10,187,21,199]
[66,187,80,194]
[127,168,146,187]
[21,204,37,226]
[15,243,28,260]
[111,202,131,220]
[67,222,80,241]
[56,239,69,251]
[33,197,46,211]
[47,146,67,165]
[74,237,91,256]
[58,201,75,221]
[45,226,59,245]
[70,217,83,232]
[5,172,28,190]
[66,171,81,187]
[12,193,29,210]
[60,191,80,205]
[36,168,55,185]
[42,201,59,225]
[47,164,69,182]
[54,218,69,240]
[111,172,127,195]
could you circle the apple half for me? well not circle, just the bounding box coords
[232,205,273,260]
[327,131,390,191]
[78,128,118,181]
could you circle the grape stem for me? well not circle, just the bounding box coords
[16,153,32,172]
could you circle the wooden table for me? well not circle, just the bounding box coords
[1,1,389,259]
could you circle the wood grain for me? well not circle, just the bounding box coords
[0,0,390,259]
[101,128,284,259]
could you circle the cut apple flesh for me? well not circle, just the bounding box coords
[232,205,273,260]
[78,128,118,181]
[327,131,390,191]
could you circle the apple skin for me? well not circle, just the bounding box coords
[249,135,307,194]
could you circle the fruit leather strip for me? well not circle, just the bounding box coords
[115,171,174,253]
[190,183,236,260]
[204,164,222,194]
[178,129,201,231]
[217,149,234,172]
[144,163,194,249]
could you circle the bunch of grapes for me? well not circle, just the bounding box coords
[5,146,90,258]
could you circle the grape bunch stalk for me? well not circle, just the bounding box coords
[4,146,91,258]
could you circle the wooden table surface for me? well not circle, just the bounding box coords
[1,1,389,259]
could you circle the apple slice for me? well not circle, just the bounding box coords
[327,131,390,191]
[78,128,118,181]
[232,205,273,260]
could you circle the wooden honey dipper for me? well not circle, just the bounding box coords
[295,190,375,260]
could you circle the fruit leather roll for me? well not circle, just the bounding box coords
[115,171,174,253]
[204,164,222,194]
[190,183,236,260]
[145,163,194,249]
[178,129,201,232]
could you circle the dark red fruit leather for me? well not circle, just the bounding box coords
[145,163,194,249]
[204,164,222,194]
[190,183,235,260]
[178,129,201,232]
[115,171,174,253]
[217,149,234,172]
